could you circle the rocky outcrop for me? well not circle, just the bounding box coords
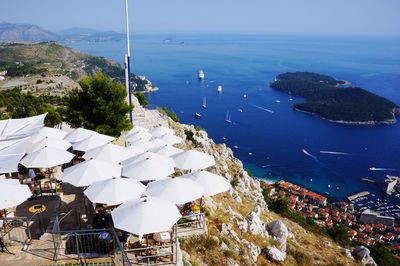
[353,246,377,266]
[247,205,267,236]
[265,220,289,262]
[241,239,261,262]
[265,246,286,262]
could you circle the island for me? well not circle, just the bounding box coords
[271,72,400,124]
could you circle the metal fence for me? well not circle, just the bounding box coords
[0,216,30,245]
[176,213,206,232]
[51,219,131,266]
[125,225,178,265]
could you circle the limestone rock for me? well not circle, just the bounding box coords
[237,218,248,233]
[220,223,240,243]
[342,248,353,258]
[230,190,242,203]
[266,220,289,252]
[242,239,261,262]
[321,240,331,247]
[181,250,192,266]
[265,246,286,262]
[354,246,377,266]
[247,205,266,235]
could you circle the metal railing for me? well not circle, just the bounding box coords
[51,225,131,266]
[125,225,178,265]
[0,216,30,245]
[176,213,206,232]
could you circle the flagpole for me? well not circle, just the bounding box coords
[124,0,133,124]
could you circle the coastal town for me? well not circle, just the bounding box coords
[264,180,400,259]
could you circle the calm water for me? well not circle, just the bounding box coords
[68,34,400,202]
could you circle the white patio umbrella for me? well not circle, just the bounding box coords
[154,133,182,145]
[121,151,175,168]
[126,131,152,142]
[30,126,67,143]
[111,196,181,235]
[83,143,139,164]
[0,138,28,155]
[144,177,204,205]
[72,134,113,152]
[84,177,145,205]
[149,126,175,138]
[19,146,75,168]
[149,144,183,157]
[180,170,230,196]
[126,126,149,137]
[0,179,32,209]
[150,138,169,150]
[0,153,25,174]
[28,137,72,153]
[127,138,154,151]
[62,158,122,187]
[64,128,97,143]
[0,113,46,141]
[122,157,174,181]
[171,150,215,171]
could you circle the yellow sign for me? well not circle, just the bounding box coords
[28,204,46,214]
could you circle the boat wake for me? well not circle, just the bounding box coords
[302,149,317,160]
[369,167,398,171]
[251,104,274,113]
[320,151,352,156]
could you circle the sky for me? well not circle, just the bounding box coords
[1,0,400,36]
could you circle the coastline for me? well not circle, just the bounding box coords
[136,86,159,94]
[293,107,397,125]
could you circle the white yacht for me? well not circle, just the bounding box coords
[198,70,205,80]
[194,112,201,118]
[217,85,223,93]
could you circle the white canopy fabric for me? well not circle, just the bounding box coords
[111,197,181,235]
[83,143,139,164]
[0,113,46,141]
[0,153,26,174]
[126,131,152,142]
[0,138,28,155]
[150,138,169,150]
[30,127,67,143]
[64,128,98,144]
[62,158,122,187]
[84,177,145,205]
[20,146,75,168]
[179,170,230,196]
[149,144,183,157]
[72,134,113,152]
[144,177,204,205]
[28,137,72,153]
[122,157,174,181]
[154,133,182,145]
[171,150,215,171]
[0,179,32,209]
[127,138,154,151]
[149,127,175,138]
[126,126,149,137]
[121,151,175,168]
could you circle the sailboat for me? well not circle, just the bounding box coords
[225,111,232,124]
[202,97,207,109]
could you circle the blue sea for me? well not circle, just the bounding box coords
[67,34,400,205]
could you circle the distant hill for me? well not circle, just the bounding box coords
[271,72,399,124]
[0,22,57,42]
[0,22,125,43]
[0,42,124,80]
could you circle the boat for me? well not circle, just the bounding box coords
[237,108,243,113]
[275,100,281,103]
[233,145,239,149]
[217,85,223,93]
[248,152,253,156]
[289,98,293,101]
[194,113,201,118]
[198,70,205,80]
[202,97,207,109]
[243,94,247,98]
[225,111,232,124]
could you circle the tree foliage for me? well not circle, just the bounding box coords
[160,106,179,122]
[64,73,133,136]
[0,88,63,126]
[134,92,148,106]
[271,72,398,122]
[369,242,400,266]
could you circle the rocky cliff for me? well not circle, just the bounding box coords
[164,120,361,265]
